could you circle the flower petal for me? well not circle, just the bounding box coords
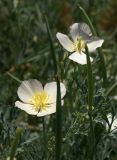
[56,32,74,52]
[69,52,93,65]
[87,37,104,52]
[106,114,117,131]
[37,104,56,117]
[17,79,43,103]
[44,81,66,104]
[37,100,64,117]
[70,23,92,42]
[15,101,38,115]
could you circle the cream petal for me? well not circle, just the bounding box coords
[44,81,66,104]
[17,79,43,103]
[69,52,93,65]
[56,32,74,52]
[37,100,64,117]
[107,114,117,131]
[15,101,38,115]
[87,37,104,52]
[37,104,56,117]
[70,23,92,42]
[61,100,64,106]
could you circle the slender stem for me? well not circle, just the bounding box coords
[85,46,95,160]
[6,72,21,83]
[106,81,117,97]
[10,128,22,160]
[45,16,57,75]
[45,16,62,160]
[78,5,108,87]
[97,48,107,88]
[78,5,97,35]
[43,117,47,160]
[56,75,62,160]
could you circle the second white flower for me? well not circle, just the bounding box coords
[56,23,104,65]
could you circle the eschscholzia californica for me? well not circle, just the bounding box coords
[15,79,66,117]
[56,23,104,65]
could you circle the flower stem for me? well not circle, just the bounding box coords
[42,117,47,160]
[10,128,22,160]
[45,16,62,160]
[45,16,57,74]
[85,46,95,160]
[78,5,108,88]
[106,81,117,97]
[56,75,62,160]
[6,72,21,83]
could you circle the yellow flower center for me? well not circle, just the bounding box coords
[74,38,86,52]
[30,91,50,112]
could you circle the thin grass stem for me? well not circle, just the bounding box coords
[45,16,62,160]
[10,128,22,160]
[6,72,21,83]
[42,117,47,160]
[78,5,108,87]
[85,46,95,160]
[106,81,117,97]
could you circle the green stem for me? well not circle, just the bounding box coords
[86,46,93,110]
[98,48,107,88]
[106,81,117,97]
[45,16,62,160]
[6,72,21,83]
[45,16,57,75]
[56,76,62,160]
[43,117,47,160]
[78,5,96,35]
[78,5,108,87]
[10,128,22,160]
[85,46,95,160]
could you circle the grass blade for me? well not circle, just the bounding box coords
[78,5,108,87]
[6,72,21,83]
[10,128,22,160]
[45,16,57,75]
[106,81,117,97]
[85,46,95,160]
[45,16,62,160]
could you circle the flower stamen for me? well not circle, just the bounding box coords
[74,38,86,52]
[30,91,50,111]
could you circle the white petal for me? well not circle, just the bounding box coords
[37,104,56,117]
[15,101,38,115]
[61,100,64,106]
[17,79,43,103]
[107,114,117,131]
[44,81,66,103]
[37,100,64,117]
[70,23,92,42]
[69,52,93,65]
[111,119,117,131]
[56,32,74,52]
[87,37,104,52]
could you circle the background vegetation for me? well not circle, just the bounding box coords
[0,0,117,159]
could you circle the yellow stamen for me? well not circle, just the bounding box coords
[30,91,50,111]
[74,38,86,52]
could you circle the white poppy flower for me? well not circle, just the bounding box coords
[106,114,117,131]
[15,79,66,117]
[56,23,104,65]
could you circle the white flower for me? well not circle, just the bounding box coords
[56,23,104,65]
[106,114,117,131]
[7,157,16,160]
[13,0,19,8]
[15,79,66,117]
